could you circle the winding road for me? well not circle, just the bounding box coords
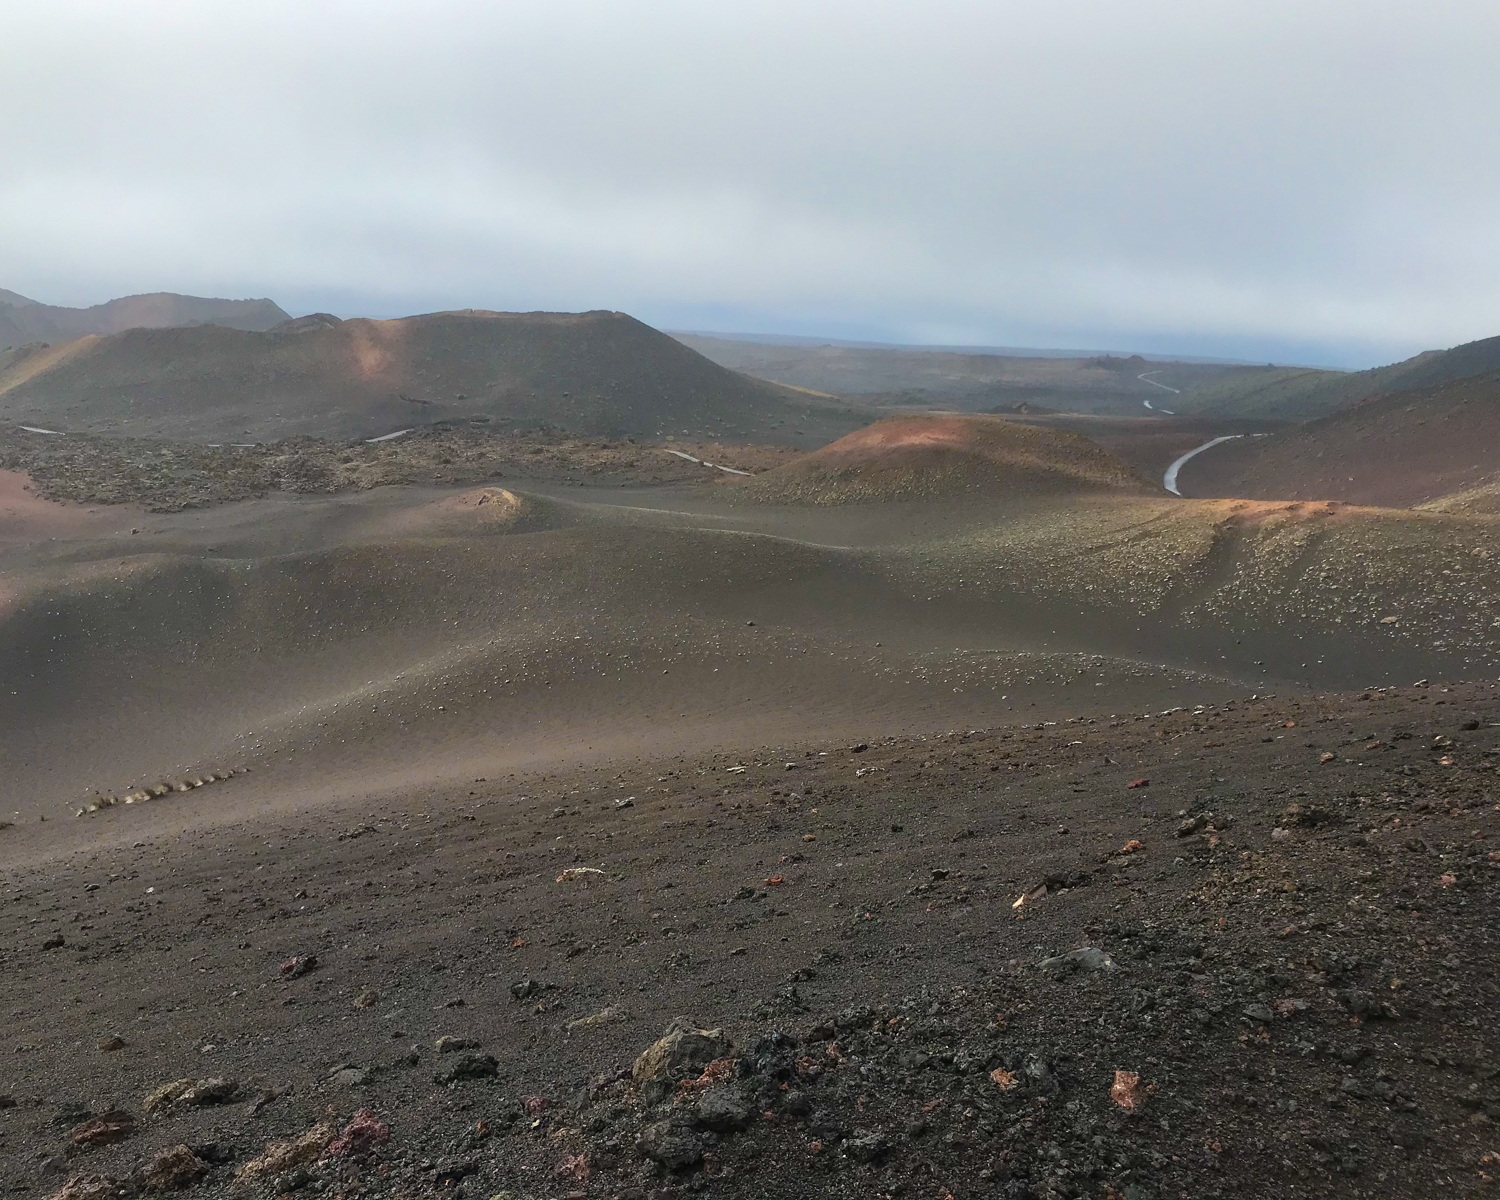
[665,449,753,476]
[10,412,1265,504]
[1137,371,1179,415]
[12,422,425,447]
[1163,435,1242,495]
[1162,433,1270,496]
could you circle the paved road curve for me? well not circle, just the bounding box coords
[1137,371,1178,415]
[1161,433,1280,496]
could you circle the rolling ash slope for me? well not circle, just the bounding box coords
[1181,371,1500,509]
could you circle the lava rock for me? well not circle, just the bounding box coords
[1336,989,1395,1020]
[42,1174,116,1200]
[326,1109,391,1159]
[632,1020,733,1104]
[692,1086,750,1133]
[178,1078,239,1107]
[1039,946,1117,976]
[637,1118,706,1170]
[136,1145,208,1193]
[510,978,541,1001]
[69,1111,136,1149]
[845,1130,893,1163]
[741,1030,799,1079]
[434,1053,498,1084]
[432,1160,477,1188]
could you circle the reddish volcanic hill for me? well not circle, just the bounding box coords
[746,413,1155,503]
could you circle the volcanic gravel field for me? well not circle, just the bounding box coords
[2,412,1498,1200]
[2,685,1497,1200]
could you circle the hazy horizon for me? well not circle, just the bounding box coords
[4,0,1498,369]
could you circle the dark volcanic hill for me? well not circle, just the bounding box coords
[0,289,289,351]
[1179,370,1500,509]
[0,309,859,444]
[1175,333,1500,422]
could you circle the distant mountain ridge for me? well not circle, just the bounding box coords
[0,308,858,444]
[674,332,1262,416]
[673,329,1262,365]
[0,289,290,351]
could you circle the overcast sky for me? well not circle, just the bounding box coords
[2,0,1497,367]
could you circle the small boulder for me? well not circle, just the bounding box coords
[178,1078,238,1107]
[1039,947,1116,976]
[691,1086,750,1133]
[279,954,318,979]
[632,1020,732,1104]
[137,1145,208,1193]
[69,1110,136,1149]
[845,1130,892,1163]
[1281,803,1338,828]
[45,1175,116,1200]
[434,1053,498,1084]
[235,1124,335,1182]
[636,1118,706,1170]
[1335,989,1394,1020]
[510,978,541,1001]
[325,1108,391,1158]
[143,1081,195,1113]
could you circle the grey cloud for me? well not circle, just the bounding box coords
[2,0,1497,366]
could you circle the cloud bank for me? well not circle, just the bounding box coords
[3,0,1497,365]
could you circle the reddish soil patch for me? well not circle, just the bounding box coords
[0,469,128,542]
[749,413,1152,503]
